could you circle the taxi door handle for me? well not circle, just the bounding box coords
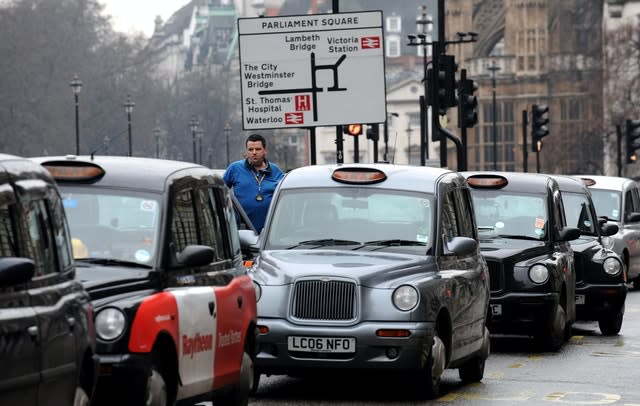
[67,316,76,330]
[208,301,215,317]
[27,325,39,341]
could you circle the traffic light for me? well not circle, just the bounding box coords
[457,78,478,128]
[366,124,379,142]
[626,119,640,163]
[531,104,549,152]
[343,124,362,136]
[427,54,457,115]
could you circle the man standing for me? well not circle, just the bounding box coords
[223,134,284,232]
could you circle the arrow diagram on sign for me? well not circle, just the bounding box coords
[258,52,347,122]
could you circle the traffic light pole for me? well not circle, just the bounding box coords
[617,124,622,177]
[522,110,528,172]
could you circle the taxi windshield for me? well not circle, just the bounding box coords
[588,189,621,222]
[60,187,161,266]
[265,187,433,251]
[470,190,548,240]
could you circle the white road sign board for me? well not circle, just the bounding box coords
[238,11,386,130]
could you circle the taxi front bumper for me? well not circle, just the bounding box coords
[255,318,436,375]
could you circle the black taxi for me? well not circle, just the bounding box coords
[463,172,580,351]
[551,175,626,335]
[0,154,98,405]
[242,164,491,399]
[31,155,257,406]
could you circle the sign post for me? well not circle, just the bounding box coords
[238,11,386,131]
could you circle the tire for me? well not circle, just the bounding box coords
[213,351,253,406]
[598,306,624,336]
[250,369,261,396]
[535,304,566,352]
[414,332,446,399]
[146,366,168,406]
[73,386,90,406]
[458,327,489,383]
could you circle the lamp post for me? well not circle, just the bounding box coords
[406,123,413,165]
[407,5,433,166]
[224,122,232,165]
[487,60,501,170]
[70,74,82,155]
[152,127,162,158]
[189,115,199,163]
[123,95,135,157]
[196,128,204,165]
[383,112,399,162]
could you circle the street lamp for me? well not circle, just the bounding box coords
[70,74,82,155]
[152,127,162,158]
[487,60,501,170]
[224,122,232,165]
[189,115,199,163]
[123,95,135,157]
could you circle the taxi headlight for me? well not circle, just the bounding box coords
[253,281,262,302]
[603,257,622,276]
[392,285,419,311]
[601,236,614,250]
[95,308,126,341]
[529,264,549,284]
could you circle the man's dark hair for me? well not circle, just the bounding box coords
[246,133,266,148]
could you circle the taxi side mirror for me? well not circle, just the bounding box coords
[600,222,619,237]
[0,257,35,287]
[175,245,215,267]
[443,236,478,257]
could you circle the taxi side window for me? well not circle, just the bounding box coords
[196,187,226,261]
[171,190,198,253]
[0,206,16,257]
[441,191,460,242]
[624,190,635,220]
[455,188,476,239]
[47,192,73,269]
[24,199,57,276]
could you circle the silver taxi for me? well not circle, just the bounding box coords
[576,175,640,289]
[242,164,491,399]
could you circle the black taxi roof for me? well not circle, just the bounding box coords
[279,163,458,193]
[30,155,223,193]
[549,174,590,194]
[463,171,556,194]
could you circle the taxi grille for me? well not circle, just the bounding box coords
[486,260,505,293]
[291,279,356,321]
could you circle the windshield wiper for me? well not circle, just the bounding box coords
[364,239,426,246]
[286,239,361,249]
[76,257,153,268]
[495,234,542,241]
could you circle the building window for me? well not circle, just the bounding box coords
[386,36,401,57]
[386,16,401,33]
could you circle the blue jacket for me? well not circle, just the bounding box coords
[223,159,284,232]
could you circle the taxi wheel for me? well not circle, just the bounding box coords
[146,366,168,406]
[598,306,624,336]
[536,304,566,351]
[73,386,89,406]
[416,333,445,399]
[458,326,489,383]
[213,351,252,406]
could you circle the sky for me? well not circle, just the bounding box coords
[102,0,192,37]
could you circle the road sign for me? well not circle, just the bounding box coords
[238,11,386,130]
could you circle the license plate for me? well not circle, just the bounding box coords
[491,304,502,316]
[575,294,585,305]
[287,336,356,353]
